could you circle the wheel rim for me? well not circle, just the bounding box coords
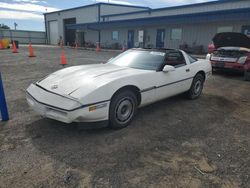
[194,79,202,95]
[115,97,134,124]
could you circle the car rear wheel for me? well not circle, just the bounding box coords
[109,90,138,129]
[186,73,205,99]
[244,70,250,81]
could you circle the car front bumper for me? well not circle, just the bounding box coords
[26,84,110,123]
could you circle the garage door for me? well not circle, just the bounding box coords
[49,21,59,45]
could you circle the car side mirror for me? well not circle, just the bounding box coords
[162,65,175,73]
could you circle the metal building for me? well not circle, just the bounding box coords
[44,0,250,53]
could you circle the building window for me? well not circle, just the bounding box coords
[112,31,119,40]
[217,26,233,33]
[171,28,182,40]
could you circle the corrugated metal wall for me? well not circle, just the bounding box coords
[99,20,250,52]
[45,4,148,45]
[0,29,45,44]
[45,5,98,44]
[100,4,148,16]
[44,0,250,52]
[105,0,250,21]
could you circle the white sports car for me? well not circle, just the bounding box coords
[26,48,211,128]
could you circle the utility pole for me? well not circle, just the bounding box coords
[14,22,18,30]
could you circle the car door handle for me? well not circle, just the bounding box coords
[186,69,190,72]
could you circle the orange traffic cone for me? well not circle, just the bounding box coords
[28,43,36,57]
[12,42,18,53]
[60,50,67,66]
[96,42,101,52]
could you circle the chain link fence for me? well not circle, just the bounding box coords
[0,29,45,44]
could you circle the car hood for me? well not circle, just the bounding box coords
[213,32,250,49]
[37,64,143,96]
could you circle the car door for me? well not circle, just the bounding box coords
[154,50,193,101]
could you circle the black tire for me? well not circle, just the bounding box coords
[109,90,138,129]
[243,70,250,81]
[186,73,205,99]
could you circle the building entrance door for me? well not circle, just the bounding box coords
[127,30,134,49]
[76,31,85,47]
[156,29,165,48]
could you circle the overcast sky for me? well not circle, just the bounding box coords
[0,0,214,31]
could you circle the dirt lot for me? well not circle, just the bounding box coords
[0,46,249,188]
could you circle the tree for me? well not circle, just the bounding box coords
[0,24,10,30]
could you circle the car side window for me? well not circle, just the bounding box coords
[165,51,186,68]
[187,54,198,64]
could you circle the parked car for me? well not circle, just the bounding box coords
[207,32,250,80]
[26,48,211,129]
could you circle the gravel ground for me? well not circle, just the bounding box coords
[0,46,249,188]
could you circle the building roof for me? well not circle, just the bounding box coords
[44,2,150,15]
[66,7,250,30]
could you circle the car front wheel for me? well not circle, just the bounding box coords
[186,73,205,99]
[109,90,138,129]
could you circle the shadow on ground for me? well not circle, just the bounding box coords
[24,94,248,187]
[212,70,244,80]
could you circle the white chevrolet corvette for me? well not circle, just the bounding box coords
[26,48,211,128]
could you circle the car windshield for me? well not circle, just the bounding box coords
[107,50,166,71]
